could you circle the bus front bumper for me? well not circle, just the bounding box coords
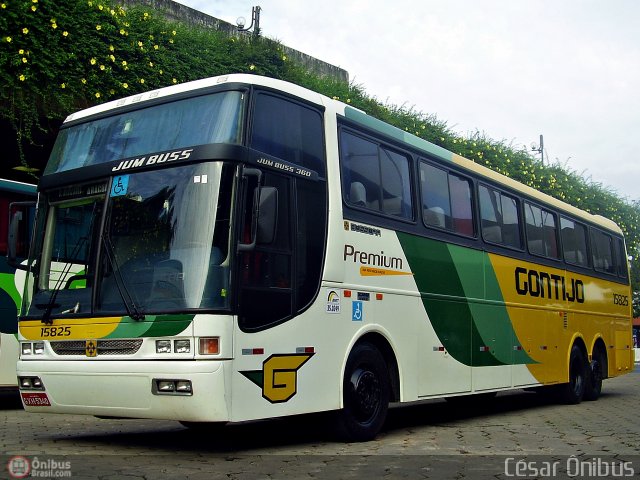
[16,359,230,422]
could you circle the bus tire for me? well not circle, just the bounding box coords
[559,345,587,404]
[336,342,390,442]
[584,351,605,401]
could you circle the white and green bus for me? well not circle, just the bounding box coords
[0,178,36,390]
[15,74,633,440]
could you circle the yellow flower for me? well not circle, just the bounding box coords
[121,60,127,66]
[81,78,87,84]
[149,62,153,67]
[137,41,143,47]
[282,55,287,61]
[51,23,57,29]
[31,5,36,11]
[172,30,176,35]
[96,25,101,30]
[122,83,128,89]
[109,55,115,62]
[159,69,163,74]
[90,58,96,65]
[139,78,145,84]
[153,44,158,50]
[19,74,25,81]
[95,92,101,98]
[63,31,69,37]
[249,64,256,70]
[5,36,11,42]
[22,28,29,34]
[172,78,177,84]
[22,57,27,63]
[1,4,6,9]
[60,83,66,89]
[109,45,114,52]
[119,29,126,35]
[19,49,24,54]
[169,39,174,44]
[99,65,105,71]
[98,4,103,10]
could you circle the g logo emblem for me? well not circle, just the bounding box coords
[241,353,314,403]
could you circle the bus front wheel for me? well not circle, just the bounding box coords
[336,342,390,442]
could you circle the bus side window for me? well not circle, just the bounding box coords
[250,93,325,177]
[479,185,522,249]
[340,130,413,220]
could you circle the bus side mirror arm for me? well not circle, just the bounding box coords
[7,201,36,271]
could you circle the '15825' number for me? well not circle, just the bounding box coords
[40,326,71,337]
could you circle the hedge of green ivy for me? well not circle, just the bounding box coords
[2,0,638,311]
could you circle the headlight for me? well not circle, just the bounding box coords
[155,340,172,354]
[33,342,45,355]
[174,339,190,353]
[21,343,32,356]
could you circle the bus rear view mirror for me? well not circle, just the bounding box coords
[7,201,36,271]
[257,186,278,245]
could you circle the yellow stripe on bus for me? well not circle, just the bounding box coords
[19,317,122,340]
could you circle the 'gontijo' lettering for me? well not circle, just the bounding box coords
[515,266,585,303]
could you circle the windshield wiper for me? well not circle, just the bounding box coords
[40,236,87,325]
[101,233,145,321]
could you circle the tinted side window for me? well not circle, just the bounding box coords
[478,185,522,248]
[615,237,628,279]
[591,229,615,274]
[560,217,590,267]
[525,203,559,259]
[420,162,474,236]
[251,93,325,176]
[340,130,412,220]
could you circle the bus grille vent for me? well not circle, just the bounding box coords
[50,339,143,356]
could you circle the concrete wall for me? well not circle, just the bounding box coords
[119,0,349,83]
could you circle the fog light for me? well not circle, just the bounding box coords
[156,340,171,354]
[174,339,190,354]
[18,376,44,390]
[21,343,32,356]
[33,342,45,355]
[157,380,175,392]
[199,337,219,355]
[175,380,192,393]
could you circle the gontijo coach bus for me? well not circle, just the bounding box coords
[14,74,633,441]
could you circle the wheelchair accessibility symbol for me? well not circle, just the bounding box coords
[110,175,130,197]
[352,301,363,322]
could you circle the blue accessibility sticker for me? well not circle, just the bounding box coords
[352,301,363,322]
[110,175,129,197]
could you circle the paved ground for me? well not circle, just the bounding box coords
[0,366,638,479]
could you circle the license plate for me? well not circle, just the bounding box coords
[21,392,51,407]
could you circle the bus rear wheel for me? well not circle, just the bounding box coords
[584,350,605,401]
[559,345,587,404]
[336,342,390,442]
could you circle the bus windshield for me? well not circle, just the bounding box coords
[45,90,244,174]
[27,162,234,318]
